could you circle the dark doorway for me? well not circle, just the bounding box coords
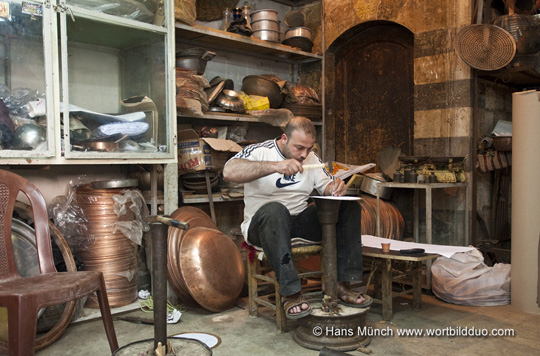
[329,22,414,166]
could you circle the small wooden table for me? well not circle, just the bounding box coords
[362,246,439,320]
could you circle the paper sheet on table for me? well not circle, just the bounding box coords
[361,235,475,259]
[332,162,376,180]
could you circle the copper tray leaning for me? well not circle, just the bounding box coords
[179,227,245,312]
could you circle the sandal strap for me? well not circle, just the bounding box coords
[283,294,308,310]
[337,284,363,303]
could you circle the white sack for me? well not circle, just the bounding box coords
[431,249,511,306]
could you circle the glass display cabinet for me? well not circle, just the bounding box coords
[0,0,176,164]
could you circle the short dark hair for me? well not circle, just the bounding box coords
[284,116,316,139]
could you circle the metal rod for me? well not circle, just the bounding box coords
[315,198,341,313]
[205,170,216,223]
[150,221,169,351]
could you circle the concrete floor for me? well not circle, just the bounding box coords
[34,292,540,356]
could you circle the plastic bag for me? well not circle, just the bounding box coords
[239,93,270,111]
[292,83,320,104]
[431,249,511,306]
[226,123,249,143]
[111,189,149,246]
[70,0,159,23]
[249,108,294,130]
[175,0,196,25]
[48,177,93,251]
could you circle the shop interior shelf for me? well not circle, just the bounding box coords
[175,22,322,64]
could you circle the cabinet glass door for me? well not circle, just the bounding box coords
[60,2,173,160]
[0,0,55,157]
[66,0,163,25]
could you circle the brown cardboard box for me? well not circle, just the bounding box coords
[178,129,242,174]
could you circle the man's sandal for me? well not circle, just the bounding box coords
[283,293,312,319]
[337,284,373,308]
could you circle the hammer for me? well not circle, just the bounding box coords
[303,159,333,173]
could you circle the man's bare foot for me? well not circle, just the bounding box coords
[283,292,312,319]
[337,282,373,308]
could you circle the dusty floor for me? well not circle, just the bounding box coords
[33,292,540,356]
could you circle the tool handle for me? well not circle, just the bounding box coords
[156,216,190,230]
[302,163,327,170]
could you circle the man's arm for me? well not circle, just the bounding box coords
[223,158,304,183]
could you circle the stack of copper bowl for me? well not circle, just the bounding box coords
[359,194,404,239]
[75,180,141,308]
[167,206,245,312]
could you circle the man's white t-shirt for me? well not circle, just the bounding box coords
[225,138,333,241]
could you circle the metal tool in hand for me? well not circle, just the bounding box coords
[303,159,335,195]
[302,159,333,173]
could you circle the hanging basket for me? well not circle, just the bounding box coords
[196,0,239,22]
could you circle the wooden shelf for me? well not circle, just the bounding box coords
[178,112,322,126]
[478,54,540,87]
[175,22,322,64]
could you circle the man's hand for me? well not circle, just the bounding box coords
[274,159,304,176]
[326,178,346,196]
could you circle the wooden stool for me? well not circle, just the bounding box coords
[362,246,439,320]
[246,244,322,333]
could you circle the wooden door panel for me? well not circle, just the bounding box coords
[334,25,414,166]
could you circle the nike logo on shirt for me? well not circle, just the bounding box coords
[275,178,301,188]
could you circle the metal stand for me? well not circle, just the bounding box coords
[112,216,214,355]
[294,197,370,351]
[147,216,189,351]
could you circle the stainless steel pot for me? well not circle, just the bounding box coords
[282,36,313,52]
[175,48,216,75]
[253,29,280,42]
[284,26,312,40]
[360,173,392,200]
[251,19,280,31]
[250,9,278,22]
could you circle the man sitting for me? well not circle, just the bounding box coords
[223,116,372,318]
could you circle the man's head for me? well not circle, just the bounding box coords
[279,117,316,162]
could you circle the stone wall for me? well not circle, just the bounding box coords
[324,0,474,159]
[322,0,476,244]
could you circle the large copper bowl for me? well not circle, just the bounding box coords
[179,227,245,312]
[167,206,218,306]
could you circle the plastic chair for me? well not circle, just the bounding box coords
[0,169,118,355]
[246,243,323,333]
